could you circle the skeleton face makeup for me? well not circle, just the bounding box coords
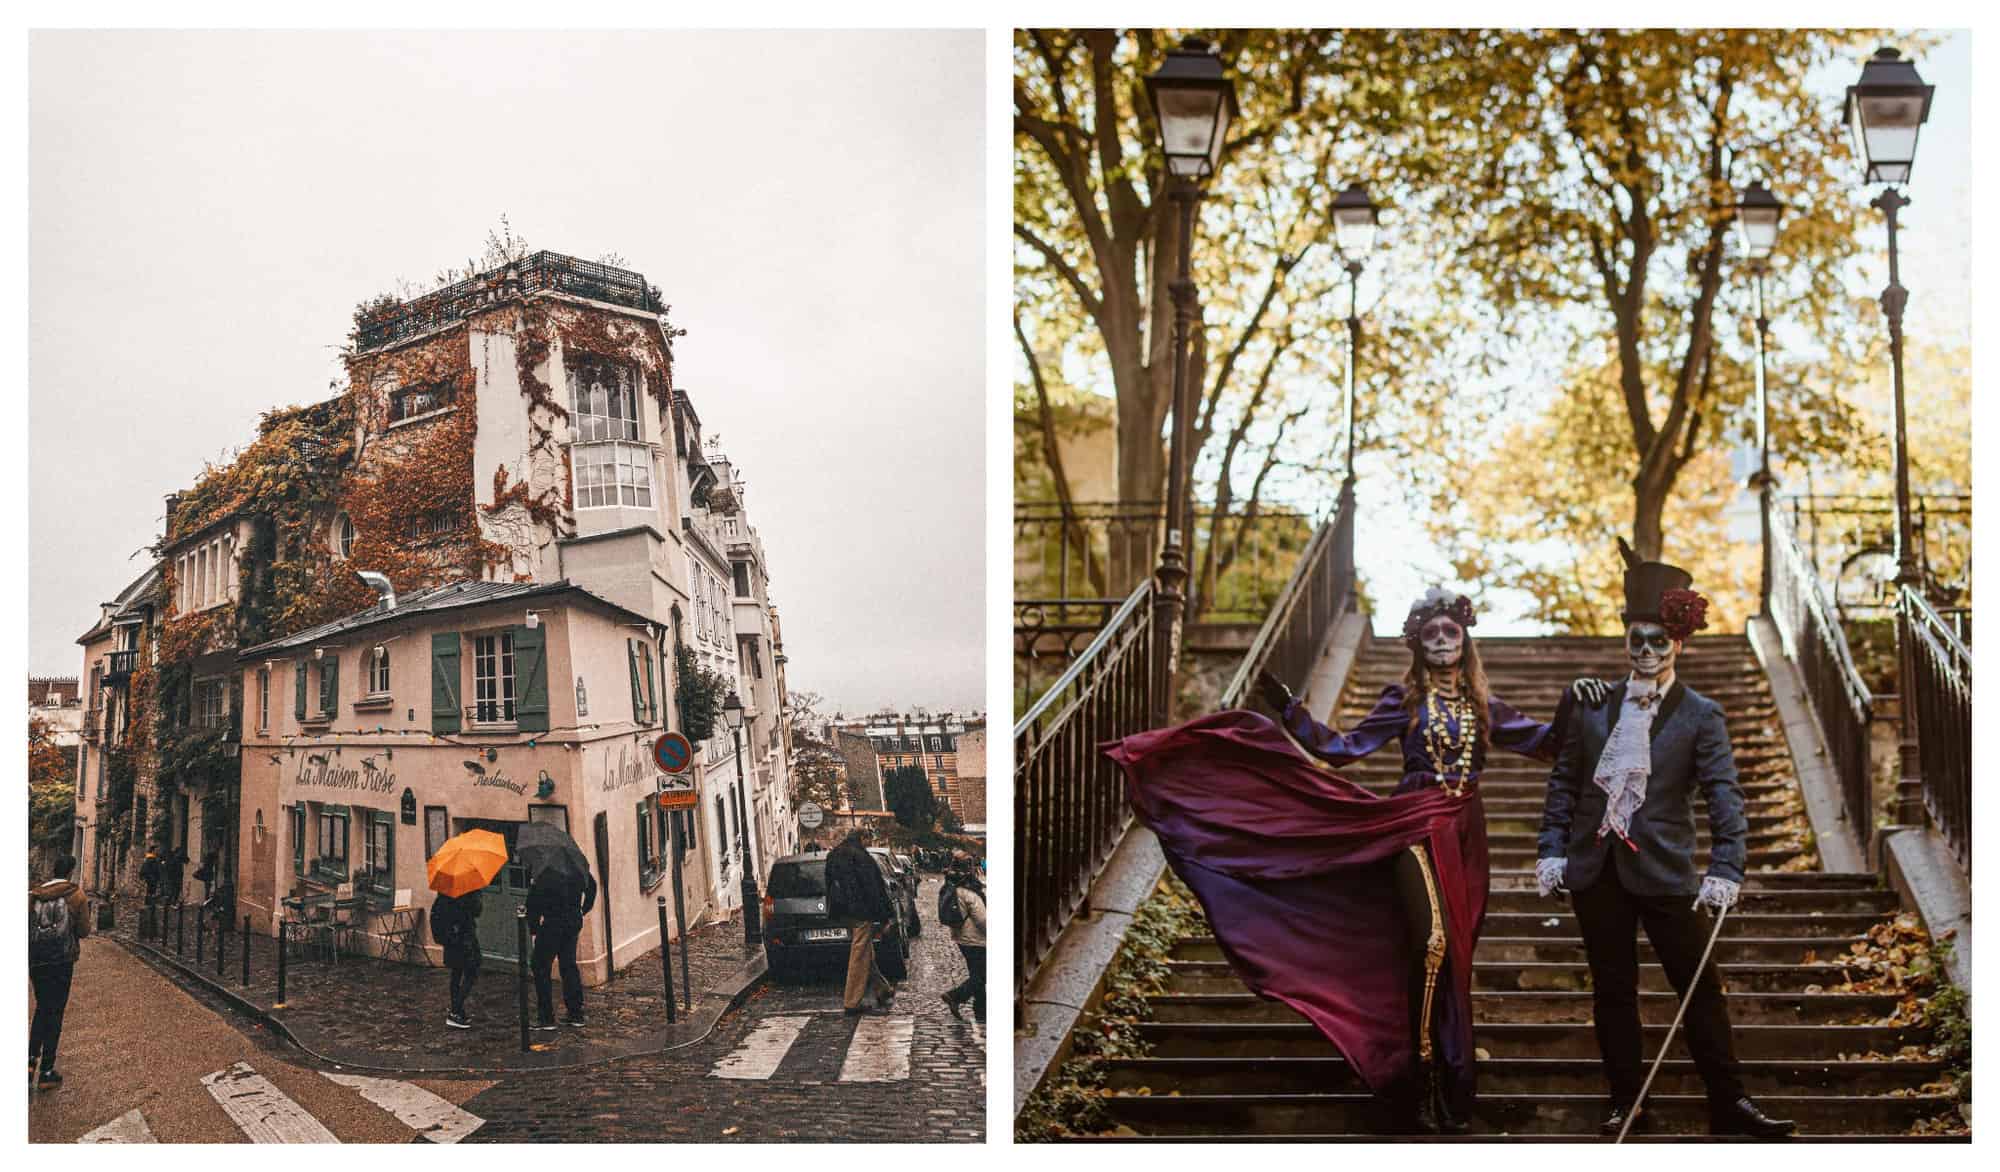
[1420,616,1465,668]
[1626,622,1680,680]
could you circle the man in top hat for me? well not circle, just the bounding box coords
[1535,540,1794,1138]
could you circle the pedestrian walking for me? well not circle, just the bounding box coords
[30,854,91,1090]
[824,831,895,1013]
[527,869,596,1029]
[939,857,986,1022]
[431,888,484,1029]
[193,851,217,906]
[139,850,162,904]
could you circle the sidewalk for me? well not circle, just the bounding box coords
[106,900,765,1074]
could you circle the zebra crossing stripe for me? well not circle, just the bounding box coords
[200,1062,340,1143]
[322,1073,484,1143]
[79,1108,156,1143]
[838,1014,914,1082]
[712,1015,812,1080]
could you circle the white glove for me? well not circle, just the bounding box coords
[1570,677,1611,706]
[1535,857,1567,897]
[1693,875,1741,911]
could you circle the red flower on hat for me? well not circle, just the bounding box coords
[1659,589,1710,642]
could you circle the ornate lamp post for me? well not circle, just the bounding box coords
[723,691,759,944]
[1330,183,1381,494]
[1844,45,1934,826]
[1143,36,1237,726]
[1733,180,1785,613]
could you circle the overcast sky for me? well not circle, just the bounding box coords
[29,30,985,714]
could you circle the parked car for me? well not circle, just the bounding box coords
[869,847,922,937]
[763,851,910,984]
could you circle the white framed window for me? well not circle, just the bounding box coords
[567,359,642,442]
[573,442,653,509]
[193,678,227,730]
[403,509,460,542]
[257,667,270,731]
[473,632,516,724]
[334,514,356,559]
[368,645,390,696]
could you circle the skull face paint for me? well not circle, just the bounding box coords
[1420,616,1465,669]
[1626,622,1680,680]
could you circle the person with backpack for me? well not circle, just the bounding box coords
[431,887,484,1029]
[824,831,896,1013]
[162,848,187,907]
[938,856,986,1022]
[527,869,596,1029]
[139,850,162,904]
[30,854,91,1090]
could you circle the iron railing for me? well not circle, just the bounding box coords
[1769,497,1876,840]
[106,650,137,682]
[1014,500,1311,623]
[354,251,665,350]
[1014,580,1155,992]
[1219,485,1356,708]
[1901,585,1971,869]
[1780,492,1971,618]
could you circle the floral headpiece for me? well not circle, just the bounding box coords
[1658,588,1710,642]
[1402,586,1477,649]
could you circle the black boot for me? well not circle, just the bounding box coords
[1710,1096,1796,1138]
[1382,1071,1440,1136]
[1431,1065,1470,1135]
[1600,1101,1647,1138]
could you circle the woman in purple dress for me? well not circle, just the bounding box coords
[1106,588,1604,1133]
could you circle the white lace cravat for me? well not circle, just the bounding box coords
[1591,678,1664,846]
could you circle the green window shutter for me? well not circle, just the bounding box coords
[294,660,307,720]
[627,639,646,725]
[515,624,549,733]
[640,643,658,724]
[431,633,461,734]
[323,658,339,715]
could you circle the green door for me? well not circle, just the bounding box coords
[459,818,530,964]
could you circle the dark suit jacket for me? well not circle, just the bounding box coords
[1536,679,1749,896]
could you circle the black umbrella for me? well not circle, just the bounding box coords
[515,820,590,887]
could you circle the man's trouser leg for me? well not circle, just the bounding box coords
[958,944,986,1018]
[1635,889,1745,1106]
[531,931,558,1023]
[29,963,75,1073]
[1571,871,1645,1107]
[557,926,584,1019]
[843,920,879,1010]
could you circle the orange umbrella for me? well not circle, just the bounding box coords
[427,828,508,897]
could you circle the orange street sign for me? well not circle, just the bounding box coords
[656,788,699,811]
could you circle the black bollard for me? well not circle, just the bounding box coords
[276,920,288,1006]
[657,896,676,1024]
[176,903,186,955]
[216,912,227,976]
[195,912,206,965]
[515,906,531,1052]
[242,915,252,985]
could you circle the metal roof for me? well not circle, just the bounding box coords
[236,578,652,660]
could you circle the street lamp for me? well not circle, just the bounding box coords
[1143,36,1237,727]
[1734,180,1786,613]
[1330,183,1381,490]
[723,691,759,944]
[1845,44,1934,827]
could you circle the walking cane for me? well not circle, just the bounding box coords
[1616,897,1732,1144]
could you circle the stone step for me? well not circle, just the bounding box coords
[1133,1020,1932,1061]
[1101,1056,1947,1097]
[1071,1133,1964,1144]
[1488,849,1805,871]
[1171,935,1877,966]
[1481,888,1897,915]
[1143,990,1899,1026]
[1482,813,1802,838]
[1096,1090,1952,1136]
[1165,958,1896,995]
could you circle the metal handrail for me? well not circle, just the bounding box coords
[1901,585,1972,869]
[1014,579,1155,990]
[1219,484,1355,708]
[1768,498,1876,838]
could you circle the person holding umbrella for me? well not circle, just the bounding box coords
[517,821,596,1030]
[428,829,508,1033]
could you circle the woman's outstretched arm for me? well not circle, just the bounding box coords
[1282,684,1408,767]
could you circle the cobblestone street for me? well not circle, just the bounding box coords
[458,875,987,1141]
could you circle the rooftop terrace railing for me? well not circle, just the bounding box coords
[354,251,665,350]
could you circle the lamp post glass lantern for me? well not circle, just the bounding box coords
[1144,37,1239,180]
[1843,46,1935,186]
[1733,181,1785,261]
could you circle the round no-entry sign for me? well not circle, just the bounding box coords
[798,801,825,830]
[653,731,694,774]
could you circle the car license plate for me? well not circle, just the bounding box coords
[803,927,848,941]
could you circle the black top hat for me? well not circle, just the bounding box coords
[1616,537,1694,625]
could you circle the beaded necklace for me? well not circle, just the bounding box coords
[1420,683,1480,797]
